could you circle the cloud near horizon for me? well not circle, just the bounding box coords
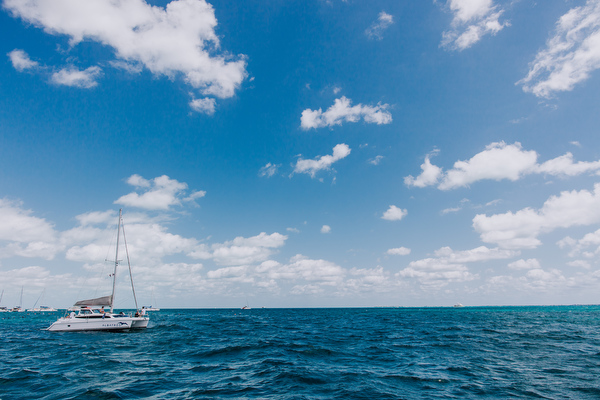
[473,183,600,249]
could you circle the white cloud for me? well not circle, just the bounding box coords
[518,0,600,98]
[406,142,600,190]
[8,49,39,71]
[567,260,591,269]
[441,0,508,51]
[4,0,247,105]
[65,216,199,265]
[193,232,288,266]
[368,155,384,166]
[257,254,345,285]
[189,97,216,115]
[259,163,279,178]
[397,245,516,288]
[382,205,407,221]
[0,199,60,260]
[365,11,394,40]
[487,268,570,293]
[441,207,462,215]
[293,143,351,178]
[115,174,204,210]
[300,97,392,130]
[321,225,331,234]
[558,228,600,258]
[387,247,411,256]
[536,152,600,177]
[439,142,537,190]
[51,66,102,88]
[508,258,541,270]
[404,151,443,188]
[474,183,600,249]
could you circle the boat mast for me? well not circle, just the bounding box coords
[110,209,122,313]
[121,215,140,312]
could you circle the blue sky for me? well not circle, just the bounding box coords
[2,0,600,308]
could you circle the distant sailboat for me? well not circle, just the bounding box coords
[47,209,149,332]
[11,287,24,312]
[241,298,251,310]
[142,290,160,311]
[27,289,58,312]
[0,290,8,312]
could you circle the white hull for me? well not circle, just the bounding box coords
[47,313,149,332]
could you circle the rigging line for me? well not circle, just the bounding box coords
[120,212,140,312]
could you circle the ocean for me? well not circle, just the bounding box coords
[1,306,600,399]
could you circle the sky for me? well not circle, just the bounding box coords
[2,0,600,309]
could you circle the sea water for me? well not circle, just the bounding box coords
[1,306,600,399]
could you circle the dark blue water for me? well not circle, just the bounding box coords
[2,307,600,399]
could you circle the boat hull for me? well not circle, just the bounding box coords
[47,315,149,332]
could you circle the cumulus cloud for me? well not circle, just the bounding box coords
[474,183,600,249]
[405,142,600,190]
[508,258,541,270]
[387,247,411,256]
[115,174,205,210]
[189,97,216,115]
[8,49,39,71]
[404,151,443,188]
[441,0,508,51]
[518,0,600,98]
[0,199,60,260]
[257,254,345,286]
[51,65,102,88]
[293,143,351,178]
[382,205,407,221]
[558,228,600,258]
[190,232,288,266]
[365,11,394,40]
[4,0,247,107]
[397,245,517,288]
[300,97,392,129]
[321,225,331,234]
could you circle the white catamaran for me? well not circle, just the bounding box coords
[47,209,149,332]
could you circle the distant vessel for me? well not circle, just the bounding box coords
[453,303,465,308]
[11,287,25,312]
[47,209,149,332]
[0,290,8,312]
[142,291,160,311]
[29,305,58,312]
[27,289,57,312]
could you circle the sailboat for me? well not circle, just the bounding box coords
[27,289,58,312]
[10,287,25,312]
[142,290,160,311]
[0,290,8,312]
[47,209,149,332]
